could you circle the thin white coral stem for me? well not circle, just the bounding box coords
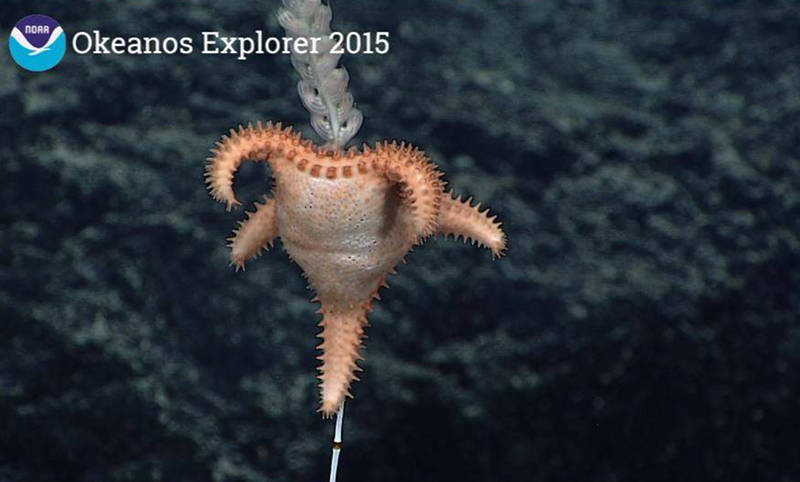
[329,401,345,482]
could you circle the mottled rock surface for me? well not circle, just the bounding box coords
[1,1,798,481]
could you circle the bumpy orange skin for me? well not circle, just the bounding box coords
[205,122,505,416]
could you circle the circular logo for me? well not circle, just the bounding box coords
[9,14,66,72]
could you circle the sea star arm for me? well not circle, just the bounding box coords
[316,303,368,416]
[205,122,303,210]
[229,196,279,271]
[366,142,445,243]
[436,191,507,258]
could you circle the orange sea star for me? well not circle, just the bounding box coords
[205,121,506,416]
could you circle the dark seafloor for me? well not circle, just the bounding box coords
[1,1,799,481]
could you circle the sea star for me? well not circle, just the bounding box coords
[205,121,506,416]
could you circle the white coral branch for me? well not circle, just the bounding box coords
[278,0,363,149]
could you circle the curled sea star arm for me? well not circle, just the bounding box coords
[365,141,445,244]
[205,122,304,211]
[436,191,507,258]
[229,196,279,271]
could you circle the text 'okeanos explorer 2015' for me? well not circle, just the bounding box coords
[71,30,390,60]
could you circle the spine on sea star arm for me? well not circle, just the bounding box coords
[437,191,507,258]
[316,304,368,417]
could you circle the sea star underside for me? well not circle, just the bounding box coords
[205,122,506,416]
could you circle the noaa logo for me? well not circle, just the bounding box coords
[9,14,66,72]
